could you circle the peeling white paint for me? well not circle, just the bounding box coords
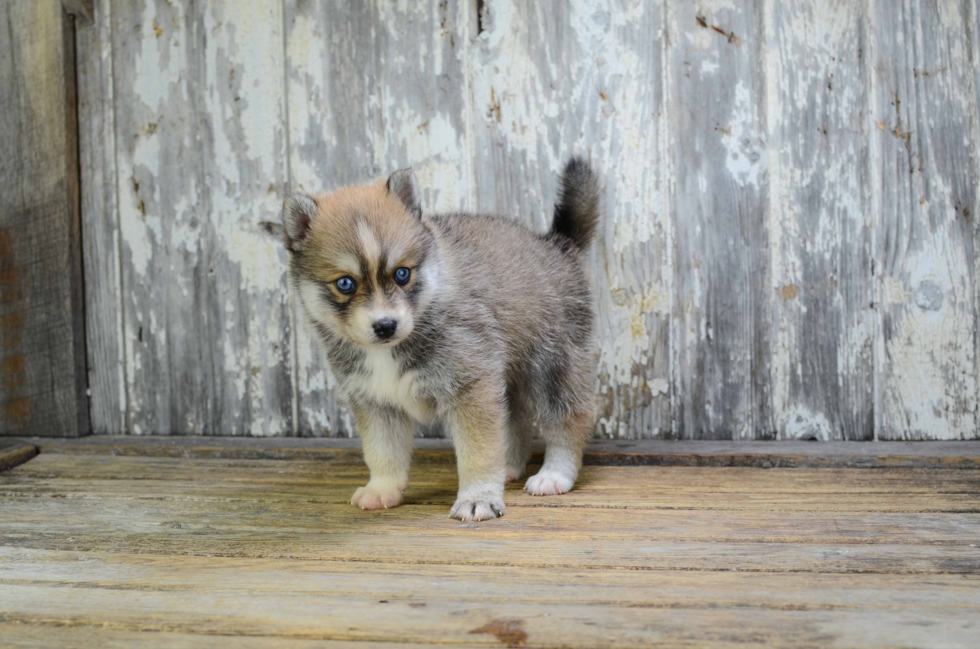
[86,0,979,441]
[721,81,767,189]
[781,406,831,441]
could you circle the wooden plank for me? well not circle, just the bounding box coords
[13,453,980,496]
[0,551,978,647]
[4,458,980,543]
[284,0,472,437]
[3,586,976,649]
[7,525,978,575]
[764,1,874,440]
[5,547,979,609]
[0,1,88,436]
[0,440,37,472]
[873,1,980,439]
[1,625,395,649]
[109,0,292,435]
[2,454,979,645]
[6,474,980,513]
[669,1,772,440]
[468,1,672,438]
[76,0,125,433]
[13,454,980,496]
[30,435,980,468]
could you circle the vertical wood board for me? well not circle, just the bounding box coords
[0,1,88,436]
[873,0,979,440]
[764,0,875,440]
[108,0,291,435]
[77,0,125,434]
[669,0,773,439]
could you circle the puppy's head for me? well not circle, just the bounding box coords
[282,169,438,348]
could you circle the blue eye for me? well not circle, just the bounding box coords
[394,267,411,285]
[335,276,356,294]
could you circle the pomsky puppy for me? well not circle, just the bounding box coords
[280,159,598,521]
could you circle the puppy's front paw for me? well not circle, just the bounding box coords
[351,479,406,510]
[524,469,574,496]
[450,494,505,521]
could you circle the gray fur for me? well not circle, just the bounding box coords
[284,159,600,520]
[550,157,599,250]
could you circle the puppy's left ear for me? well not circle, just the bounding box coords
[281,192,318,253]
[386,168,421,219]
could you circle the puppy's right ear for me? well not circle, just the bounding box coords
[281,192,317,253]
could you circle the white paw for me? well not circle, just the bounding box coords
[524,469,574,496]
[351,478,406,510]
[505,464,526,482]
[450,494,505,521]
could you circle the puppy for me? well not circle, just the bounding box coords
[281,159,598,521]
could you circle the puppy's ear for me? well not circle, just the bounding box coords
[281,192,317,252]
[386,168,421,219]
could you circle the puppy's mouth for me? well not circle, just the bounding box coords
[371,332,408,347]
[354,329,411,348]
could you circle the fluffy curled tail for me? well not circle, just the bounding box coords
[550,157,599,250]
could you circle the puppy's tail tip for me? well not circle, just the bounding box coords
[550,157,599,250]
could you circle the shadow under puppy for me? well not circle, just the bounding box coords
[281,159,598,521]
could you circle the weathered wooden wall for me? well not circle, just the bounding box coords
[1,1,89,437]
[76,0,980,440]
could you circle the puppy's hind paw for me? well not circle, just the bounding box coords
[524,469,574,496]
[450,495,505,521]
[351,479,406,511]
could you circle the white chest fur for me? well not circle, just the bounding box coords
[344,348,435,424]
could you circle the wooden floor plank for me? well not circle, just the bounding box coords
[0,624,425,649]
[33,436,980,468]
[4,547,979,609]
[12,454,980,493]
[2,582,977,647]
[1,452,978,647]
[5,474,980,510]
[0,440,37,473]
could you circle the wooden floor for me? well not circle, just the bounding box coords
[1,441,979,647]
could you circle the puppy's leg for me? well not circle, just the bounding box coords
[350,403,415,510]
[525,409,590,496]
[445,377,507,521]
[504,386,533,482]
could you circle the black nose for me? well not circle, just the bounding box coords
[372,318,398,340]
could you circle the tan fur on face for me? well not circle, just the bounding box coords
[297,181,431,347]
[303,180,424,270]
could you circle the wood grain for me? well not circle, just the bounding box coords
[0,1,88,437]
[1,452,979,646]
[28,435,980,469]
[0,440,37,472]
[76,0,125,434]
[74,1,980,439]
[669,0,772,440]
[107,0,292,435]
[765,1,875,440]
[873,0,980,440]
